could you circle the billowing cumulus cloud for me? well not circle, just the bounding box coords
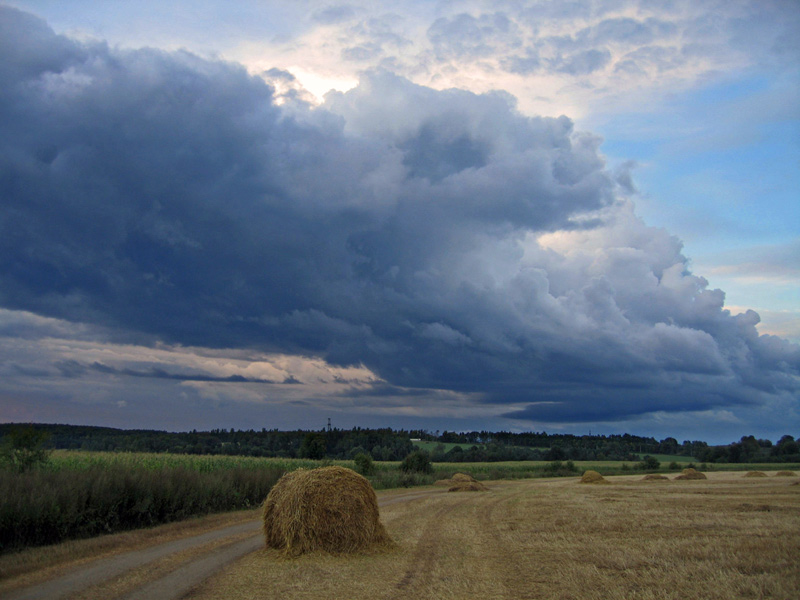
[0,6,797,430]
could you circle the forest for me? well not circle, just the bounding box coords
[1,423,798,464]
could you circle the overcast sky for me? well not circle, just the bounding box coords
[1,1,798,444]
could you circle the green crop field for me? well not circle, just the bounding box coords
[45,450,327,472]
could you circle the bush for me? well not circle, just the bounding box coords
[400,450,433,474]
[637,456,661,471]
[0,426,50,473]
[353,452,374,476]
[542,460,578,477]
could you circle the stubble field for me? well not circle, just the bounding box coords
[193,472,799,600]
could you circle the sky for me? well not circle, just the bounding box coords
[0,1,798,445]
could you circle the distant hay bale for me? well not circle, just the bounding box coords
[580,470,608,484]
[262,466,392,556]
[744,471,767,478]
[436,472,481,487]
[674,468,707,480]
[642,474,669,481]
[448,480,488,492]
[775,471,797,477]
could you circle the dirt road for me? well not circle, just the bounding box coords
[1,488,444,600]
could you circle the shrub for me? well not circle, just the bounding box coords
[353,452,374,476]
[400,450,433,474]
[0,426,50,473]
[543,460,578,477]
[638,456,661,471]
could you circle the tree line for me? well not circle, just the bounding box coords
[1,423,798,465]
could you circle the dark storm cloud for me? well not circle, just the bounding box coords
[1,6,798,424]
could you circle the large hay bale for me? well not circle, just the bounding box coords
[744,471,767,478]
[580,470,608,484]
[262,466,392,556]
[775,471,797,477]
[448,480,488,492]
[674,468,707,480]
[642,473,669,481]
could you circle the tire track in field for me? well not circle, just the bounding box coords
[471,481,548,600]
[382,501,459,600]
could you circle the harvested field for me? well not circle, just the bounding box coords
[744,471,768,477]
[190,472,800,599]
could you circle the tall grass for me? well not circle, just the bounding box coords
[0,452,297,553]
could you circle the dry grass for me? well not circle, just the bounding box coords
[744,471,768,478]
[774,471,797,477]
[191,472,800,600]
[262,466,392,556]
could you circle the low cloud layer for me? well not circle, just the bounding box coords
[0,7,798,429]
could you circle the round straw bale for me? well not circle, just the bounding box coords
[642,473,669,481]
[674,468,707,480]
[448,480,488,492]
[744,471,767,478]
[580,470,608,484]
[775,471,797,477]
[262,466,392,556]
